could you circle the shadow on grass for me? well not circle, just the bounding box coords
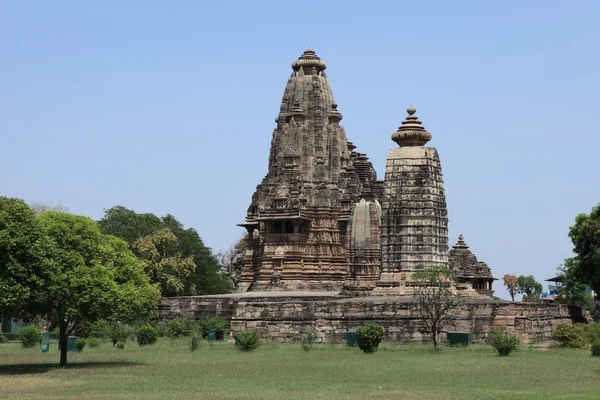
[0,361,144,376]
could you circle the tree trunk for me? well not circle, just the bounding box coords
[59,319,68,366]
[432,328,440,353]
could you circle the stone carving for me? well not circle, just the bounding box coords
[448,234,497,297]
[237,49,494,296]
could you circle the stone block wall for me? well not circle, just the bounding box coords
[159,296,575,345]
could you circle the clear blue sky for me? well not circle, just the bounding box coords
[2,1,599,300]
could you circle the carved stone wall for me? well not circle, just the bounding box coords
[238,49,379,292]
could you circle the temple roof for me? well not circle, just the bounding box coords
[448,234,495,279]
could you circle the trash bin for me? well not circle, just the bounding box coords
[207,330,225,341]
[41,331,51,352]
[67,336,80,352]
[345,332,358,347]
[447,332,470,346]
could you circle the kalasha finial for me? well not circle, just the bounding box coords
[391,105,432,147]
[292,48,327,73]
[458,234,464,241]
[453,234,469,250]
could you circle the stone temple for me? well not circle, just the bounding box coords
[237,48,493,297]
[160,49,580,345]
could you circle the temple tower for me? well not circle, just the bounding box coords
[238,49,379,292]
[375,106,449,295]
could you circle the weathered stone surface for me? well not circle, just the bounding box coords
[237,49,380,292]
[159,295,574,345]
[448,234,497,298]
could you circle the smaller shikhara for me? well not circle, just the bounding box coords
[237,49,495,298]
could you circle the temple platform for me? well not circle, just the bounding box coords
[158,293,582,345]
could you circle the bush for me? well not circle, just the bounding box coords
[87,338,100,348]
[582,323,600,344]
[300,328,317,352]
[487,327,519,356]
[0,333,5,343]
[165,318,196,339]
[19,325,41,348]
[74,321,92,338]
[234,332,261,352]
[190,335,200,352]
[75,338,86,351]
[356,324,384,353]
[552,323,586,348]
[591,339,600,357]
[136,324,158,346]
[107,323,130,346]
[116,341,126,349]
[198,317,227,338]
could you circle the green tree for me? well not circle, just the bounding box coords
[0,197,50,318]
[39,212,159,366]
[97,206,162,246]
[134,228,196,297]
[566,203,600,295]
[161,215,232,294]
[412,267,463,353]
[99,206,232,295]
[517,275,543,300]
[556,258,595,313]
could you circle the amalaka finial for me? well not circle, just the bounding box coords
[292,48,327,73]
[390,104,432,147]
[453,234,469,250]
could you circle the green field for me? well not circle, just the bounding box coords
[1,340,599,399]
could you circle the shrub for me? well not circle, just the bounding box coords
[356,324,384,353]
[552,323,586,348]
[0,333,5,343]
[107,323,130,346]
[591,339,600,357]
[19,325,41,348]
[300,328,317,352]
[87,338,100,348]
[75,338,86,351]
[90,320,108,339]
[198,317,227,338]
[582,323,600,344]
[165,318,196,339]
[234,332,261,352]
[487,327,519,356]
[116,341,126,349]
[136,324,158,346]
[190,335,200,352]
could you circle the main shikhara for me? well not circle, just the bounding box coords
[237,49,495,297]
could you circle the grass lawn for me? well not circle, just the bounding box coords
[1,339,599,399]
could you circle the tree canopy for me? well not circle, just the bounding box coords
[0,197,50,317]
[566,203,600,295]
[98,206,232,296]
[39,211,160,365]
[517,275,543,298]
